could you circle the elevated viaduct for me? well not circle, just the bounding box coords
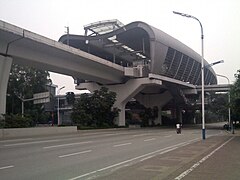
[0,19,224,126]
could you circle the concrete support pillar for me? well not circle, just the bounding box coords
[0,55,12,118]
[115,102,126,126]
[109,78,162,126]
[155,107,162,125]
[171,108,177,121]
[172,107,183,124]
[76,78,162,126]
[177,108,183,124]
[135,91,172,126]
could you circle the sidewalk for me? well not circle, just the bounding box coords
[96,130,240,180]
[171,131,240,180]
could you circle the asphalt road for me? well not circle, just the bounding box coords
[0,126,223,180]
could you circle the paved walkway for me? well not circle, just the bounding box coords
[168,132,240,180]
[96,130,240,180]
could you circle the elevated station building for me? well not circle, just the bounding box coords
[59,19,216,86]
[59,19,217,125]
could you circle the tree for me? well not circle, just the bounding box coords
[230,69,240,123]
[71,93,93,126]
[140,106,158,127]
[1,114,33,128]
[6,63,51,125]
[71,87,119,128]
[66,92,75,105]
[208,93,228,120]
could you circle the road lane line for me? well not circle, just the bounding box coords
[100,133,116,137]
[0,138,33,143]
[164,135,172,138]
[140,146,179,162]
[43,141,93,149]
[80,132,117,136]
[4,139,60,147]
[113,142,132,147]
[0,165,14,170]
[59,150,92,158]
[140,155,154,162]
[175,136,234,180]
[133,134,148,137]
[159,147,178,155]
[68,138,201,180]
[144,138,156,142]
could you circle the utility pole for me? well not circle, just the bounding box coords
[65,26,69,45]
[57,86,65,126]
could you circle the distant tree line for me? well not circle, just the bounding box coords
[230,69,240,124]
[1,63,51,128]
[208,69,240,125]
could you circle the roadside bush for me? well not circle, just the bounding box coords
[1,114,33,128]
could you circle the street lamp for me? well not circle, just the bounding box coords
[173,11,206,139]
[57,86,65,126]
[206,60,224,68]
[216,74,232,133]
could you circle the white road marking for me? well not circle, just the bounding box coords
[113,142,132,147]
[164,135,172,138]
[43,141,93,149]
[80,132,116,136]
[133,134,148,137]
[68,138,201,180]
[140,146,179,162]
[59,150,92,158]
[100,133,116,137]
[110,163,131,172]
[159,147,178,155]
[4,139,60,147]
[140,155,154,162]
[0,165,14,170]
[0,138,33,143]
[144,138,156,142]
[174,136,234,180]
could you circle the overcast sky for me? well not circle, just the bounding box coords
[1,0,240,94]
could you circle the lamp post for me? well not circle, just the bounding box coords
[65,26,69,45]
[206,60,224,68]
[173,11,206,139]
[57,86,65,126]
[216,74,232,133]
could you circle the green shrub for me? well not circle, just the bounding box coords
[71,87,119,128]
[2,114,33,128]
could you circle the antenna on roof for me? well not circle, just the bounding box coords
[64,26,69,45]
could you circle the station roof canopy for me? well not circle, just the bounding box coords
[84,19,124,36]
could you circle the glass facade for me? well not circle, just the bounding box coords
[161,47,217,85]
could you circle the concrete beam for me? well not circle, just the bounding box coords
[149,73,196,88]
[135,91,172,108]
[76,82,100,92]
[135,91,173,125]
[0,20,124,85]
[182,88,197,95]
